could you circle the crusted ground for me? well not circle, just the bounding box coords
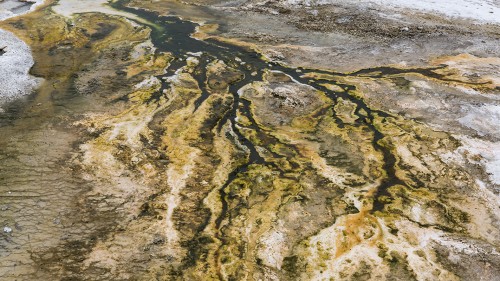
[0,0,499,280]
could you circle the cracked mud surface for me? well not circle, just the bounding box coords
[0,0,499,280]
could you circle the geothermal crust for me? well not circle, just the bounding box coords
[0,0,499,280]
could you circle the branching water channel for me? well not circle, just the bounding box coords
[0,0,497,279]
[111,0,458,220]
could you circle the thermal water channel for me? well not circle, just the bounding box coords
[0,0,457,278]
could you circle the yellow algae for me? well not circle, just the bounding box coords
[334,98,358,124]
[192,23,219,40]
[321,83,345,92]
[301,72,337,81]
[432,53,500,89]
[127,52,172,78]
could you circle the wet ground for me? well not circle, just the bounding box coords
[0,0,33,14]
[0,0,499,280]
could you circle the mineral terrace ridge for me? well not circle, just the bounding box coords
[0,0,499,280]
